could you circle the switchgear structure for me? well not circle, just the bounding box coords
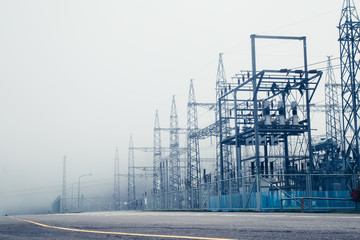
[219,36,322,206]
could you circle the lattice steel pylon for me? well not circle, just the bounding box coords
[215,53,234,181]
[127,135,136,209]
[169,96,181,195]
[153,111,162,193]
[339,0,360,172]
[113,148,121,210]
[187,80,200,190]
[61,156,66,213]
[325,56,342,147]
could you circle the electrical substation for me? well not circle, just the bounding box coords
[124,0,360,212]
[59,0,360,213]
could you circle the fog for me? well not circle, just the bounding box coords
[0,0,345,214]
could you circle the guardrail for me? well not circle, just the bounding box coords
[281,197,356,213]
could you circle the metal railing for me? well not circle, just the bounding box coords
[281,197,356,212]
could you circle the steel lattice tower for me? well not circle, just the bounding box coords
[325,56,342,147]
[187,80,200,189]
[153,111,162,193]
[61,156,66,213]
[339,0,360,172]
[169,96,181,204]
[215,53,233,180]
[127,135,135,209]
[113,148,121,210]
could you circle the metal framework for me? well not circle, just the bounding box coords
[186,101,217,183]
[310,57,344,174]
[139,28,360,211]
[339,0,360,172]
[127,135,135,209]
[186,80,201,208]
[190,120,224,140]
[220,69,322,172]
[218,36,323,211]
[216,53,234,181]
[187,80,200,191]
[169,96,181,198]
[113,148,121,210]
[153,111,162,193]
[325,56,342,146]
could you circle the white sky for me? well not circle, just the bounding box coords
[0,0,348,213]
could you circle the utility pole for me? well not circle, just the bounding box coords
[77,173,92,212]
[339,0,360,172]
[128,135,135,209]
[61,156,66,213]
[113,148,121,210]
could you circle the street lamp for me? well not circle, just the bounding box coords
[71,183,76,212]
[78,173,92,211]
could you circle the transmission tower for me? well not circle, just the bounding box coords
[153,111,162,193]
[339,0,360,172]
[187,80,200,190]
[127,135,135,209]
[61,156,66,213]
[215,53,234,181]
[113,148,121,210]
[169,96,181,207]
[325,56,342,147]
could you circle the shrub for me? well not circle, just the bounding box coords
[350,186,360,202]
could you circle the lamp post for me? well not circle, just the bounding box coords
[78,174,92,211]
[71,183,76,212]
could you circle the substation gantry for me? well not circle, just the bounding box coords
[219,35,323,195]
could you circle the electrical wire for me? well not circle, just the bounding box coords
[290,56,340,70]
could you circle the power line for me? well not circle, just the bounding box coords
[291,56,340,70]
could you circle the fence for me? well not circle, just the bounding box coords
[62,196,127,213]
[142,174,359,212]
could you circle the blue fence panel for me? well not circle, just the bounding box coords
[261,191,307,209]
[231,193,242,209]
[209,196,218,210]
[311,191,354,209]
[209,190,354,211]
[220,195,230,210]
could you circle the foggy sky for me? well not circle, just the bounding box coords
[0,0,345,214]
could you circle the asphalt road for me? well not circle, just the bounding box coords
[0,211,359,240]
